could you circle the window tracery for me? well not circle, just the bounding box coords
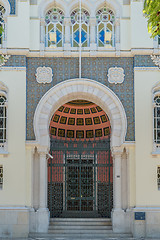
[71,8,90,47]
[45,8,65,48]
[96,7,115,47]
[0,5,5,45]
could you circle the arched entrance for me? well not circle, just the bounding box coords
[48,100,113,218]
[33,79,127,232]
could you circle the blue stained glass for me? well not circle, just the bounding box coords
[74,30,87,44]
[81,30,87,43]
[99,29,104,43]
[56,30,62,43]
[74,30,79,43]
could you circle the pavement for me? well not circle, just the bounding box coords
[0,238,160,240]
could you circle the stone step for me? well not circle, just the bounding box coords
[48,229,114,234]
[49,225,112,230]
[29,232,133,239]
[49,221,112,226]
[50,218,111,222]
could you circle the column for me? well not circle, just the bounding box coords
[112,146,125,233]
[115,18,120,56]
[64,18,71,50]
[39,148,48,209]
[2,17,7,52]
[112,147,123,210]
[90,18,97,51]
[40,17,45,55]
[36,147,49,233]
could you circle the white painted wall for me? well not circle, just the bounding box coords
[7,2,30,49]
[130,2,153,49]
[0,70,27,206]
[135,69,160,206]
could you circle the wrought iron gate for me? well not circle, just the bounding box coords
[48,138,113,218]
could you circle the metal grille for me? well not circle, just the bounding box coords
[48,138,113,218]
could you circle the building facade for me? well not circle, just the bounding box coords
[0,0,160,238]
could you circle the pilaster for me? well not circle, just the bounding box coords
[64,18,71,50]
[90,18,97,51]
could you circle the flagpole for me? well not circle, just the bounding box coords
[79,0,82,79]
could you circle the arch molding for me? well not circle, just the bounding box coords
[34,79,127,148]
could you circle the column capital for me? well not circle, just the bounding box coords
[64,18,71,25]
[111,146,124,157]
[37,146,48,156]
[40,17,45,26]
[90,18,97,26]
[115,18,120,26]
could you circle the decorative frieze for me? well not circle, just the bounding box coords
[35,66,53,84]
[107,67,125,84]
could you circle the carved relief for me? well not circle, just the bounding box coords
[107,67,125,84]
[0,55,10,67]
[35,66,53,84]
[151,55,160,69]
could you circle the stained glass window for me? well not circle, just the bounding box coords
[0,96,6,144]
[0,5,5,45]
[154,96,160,144]
[71,8,90,47]
[45,8,65,48]
[96,8,115,47]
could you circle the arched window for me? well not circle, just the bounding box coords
[154,95,160,145]
[0,95,7,146]
[45,8,65,48]
[96,7,115,47]
[0,5,5,45]
[71,8,90,47]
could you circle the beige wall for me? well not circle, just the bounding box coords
[0,70,27,206]
[135,69,160,206]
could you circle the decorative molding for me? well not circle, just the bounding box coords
[0,55,10,67]
[134,67,159,71]
[35,66,53,84]
[151,55,160,68]
[0,67,26,71]
[107,67,125,84]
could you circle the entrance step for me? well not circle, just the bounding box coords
[29,218,133,239]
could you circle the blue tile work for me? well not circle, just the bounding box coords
[26,57,134,142]
[8,0,16,15]
[4,55,26,67]
[134,55,156,67]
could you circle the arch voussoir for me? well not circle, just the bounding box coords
[34,79,127,148]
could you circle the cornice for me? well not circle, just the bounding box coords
[134,67,159,71]
[0,67,26,71]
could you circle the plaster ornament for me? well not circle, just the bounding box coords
[35,66,53,84]
[107,67,125,84]
[151,55,160,69]
[0,55,10,67]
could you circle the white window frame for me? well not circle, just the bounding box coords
[45,7,65,48]
[96,7,115,48]
[70,8,90,48]
[0,83,8,154]
[157,166,160,190]
[0,165,3,189]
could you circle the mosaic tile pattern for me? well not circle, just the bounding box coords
[26,57,134,141]
[134,55,156,67]
[8,0,16,15]
[4,55,26,67]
